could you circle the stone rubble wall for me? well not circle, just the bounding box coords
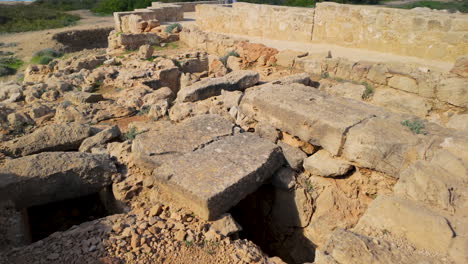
[114,3,184,32]
[180,25,468,117]
[195,2,468,62]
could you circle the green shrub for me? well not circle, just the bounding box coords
[92,0,153,15]
[34,0,99,11]
[124,126,138,140]
[392,1,467,13]
[31,48,62,65]
[0,5,80,33]
[362,82,374,99]
[219,50,240,67]
[401,120,425,134]
[0,57,23,77]
[165,23,182,33]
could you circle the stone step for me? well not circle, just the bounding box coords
[152,133,284,220]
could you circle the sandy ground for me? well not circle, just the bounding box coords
[0,10,114,62]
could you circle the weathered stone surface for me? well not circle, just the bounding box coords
[354,195,454,254]
[153,133,284,220]
[272,73,311,86]
[2,123,95,157]
[387,75,418,94]
[0,152,116,208]
[372,88,432,117]
[64,92,105,105]
[303,149,352,177]
[131,114,234,170]
[450,55,468,78]
[275,50,308,68]
[314,229,440,264]
[210,213,242,236]
[240,83,384,155]
[319,81,365,101]
[437,78,468,108]
[177,70,259,102]
[277,141,307,171]
[138,44,154,60]
[446,114,468,132]
[79,125,121,153]
[342,117,423,177]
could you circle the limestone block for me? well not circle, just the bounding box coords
[387,75,418,94]
[354,195,454,254]
[342,117,423,177]
[131,114,234,170]
[176,70,259,102]
[152,133,284,220]
[303,149,352,177]
[275,50,308,68]
[371,88,432,117]
[240,83,386,156]
[0,152,116,208]
[2,123,95,157]
[437,77,468,108]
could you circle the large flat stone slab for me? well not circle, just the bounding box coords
[131,114,234,170]
[176,70,259,102]
[1,123,95,157]
[153,133,283,220]
[0,152,116,208]
[240,83,388,155]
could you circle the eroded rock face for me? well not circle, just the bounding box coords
[0,152,116,208]
[153,133,284,220]
[1,123,95,157]
[303,149,353,177]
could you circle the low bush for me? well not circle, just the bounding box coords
[219,51,240,67]
[31,48,63,65]
[0,57,23,77]
[164,23,182,33]
[392,1,467,13]
[0,5,80,33]
[401,120,425,134]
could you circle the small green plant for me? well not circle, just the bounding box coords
[304,179,314,193]
[31,48,62,65]
[183,240,193,247]
[124,126,138,140]
[116,31,123,36]
[362,82,374,99]
[172,59,182,68]
[401,120,425,135]
[219,50,240,67]
[320,72,330,79]
[165,23,182,33]
[137,106,150,116]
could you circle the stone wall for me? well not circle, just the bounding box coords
[153,1,222,12]
[196,3,315,42]
[195,2,468,62]
[114,3,183,32]
[53,27,114,53]
[313,3,468,62]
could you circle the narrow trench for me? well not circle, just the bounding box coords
[230,184,316,264]
[23,188,116,243]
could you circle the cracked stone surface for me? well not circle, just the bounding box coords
[153,133,284,220]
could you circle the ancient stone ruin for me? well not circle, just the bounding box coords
[0,1,467,264]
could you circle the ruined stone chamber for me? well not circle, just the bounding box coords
[0,1,467,264]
